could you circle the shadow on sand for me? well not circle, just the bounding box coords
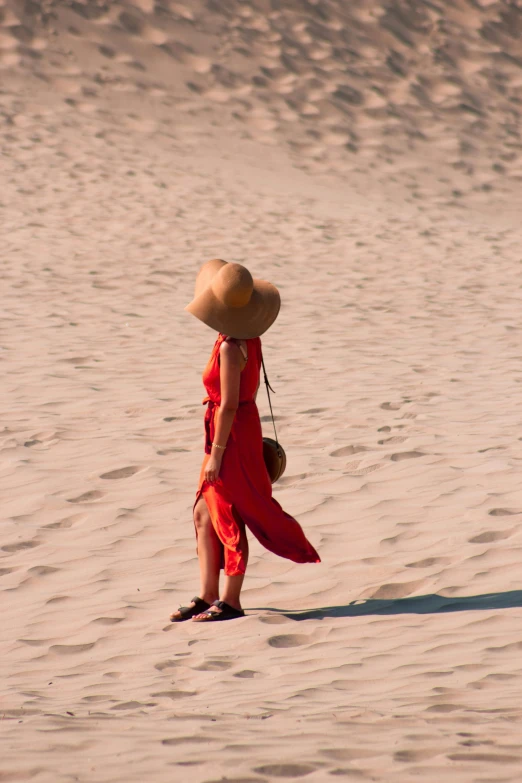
[253,589,522,621]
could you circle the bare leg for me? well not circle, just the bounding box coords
[193,525,249,620]
[221,527,249,611]
[195,496,222,602]
[170,496,221,621]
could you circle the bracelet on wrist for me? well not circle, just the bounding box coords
[212,442,226,450]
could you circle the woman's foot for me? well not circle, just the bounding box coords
[170,595,215,622]
[192,600,245,622]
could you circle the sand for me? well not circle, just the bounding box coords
[2,1,522,781]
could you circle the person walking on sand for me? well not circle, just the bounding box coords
[170,259,320,623]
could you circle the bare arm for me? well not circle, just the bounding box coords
[204,340,241,484]
[213,340,241,447]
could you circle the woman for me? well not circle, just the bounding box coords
[170,259,320,623]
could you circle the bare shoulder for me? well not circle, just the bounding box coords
[220,338,242,361]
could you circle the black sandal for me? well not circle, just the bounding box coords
[192,600,245,622]
[170,596,210,622]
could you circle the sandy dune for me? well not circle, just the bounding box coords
[2,1,522,781]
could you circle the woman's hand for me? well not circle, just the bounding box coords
[205,451,224,484]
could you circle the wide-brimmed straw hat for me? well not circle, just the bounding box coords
[185,259,280,339]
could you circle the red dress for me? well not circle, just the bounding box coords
[195,333,320,576]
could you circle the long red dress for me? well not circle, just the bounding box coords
[195,333,320,576]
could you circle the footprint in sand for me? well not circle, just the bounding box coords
[118,11,145,35]
[370,580,424,599]
[259,615,290,625]
[60,356,91,364]
[67,490,104,503]
[111,701,155,711]
[186,81,204,95]
[161,40,194,61]
[394,749,442,762]
[99,44,116,59]
[390,451,425,461]
[43,514,86,530]
[268,634,309,648]
[50,643,96,654]
[468,530,513,544]
[2,539,40,553]
[488,508,520,516]
[448,752,520,763]
[193,660,232,671]
[253,763,317,778]
[154,658,189,671]
[406,557,450,568]
[380,401,402,410]
[100,466,140,480]
[70,3,107,19]
[426,703,465,714]
[321,748,359,762]
[330,445,368,457]
[333,85,364,106]
[381,534,403,546]
[124,61,146,72]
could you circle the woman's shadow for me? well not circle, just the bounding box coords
[253,589,522,620]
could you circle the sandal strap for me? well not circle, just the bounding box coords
[213,600,230,611]
[212,600,245,617]
[179,596,207,610]
[189,600,246,622]
[175,596,210,619]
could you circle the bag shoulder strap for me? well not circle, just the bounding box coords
[261,352,279,447]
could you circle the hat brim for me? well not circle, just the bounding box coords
[185,279,280,339]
